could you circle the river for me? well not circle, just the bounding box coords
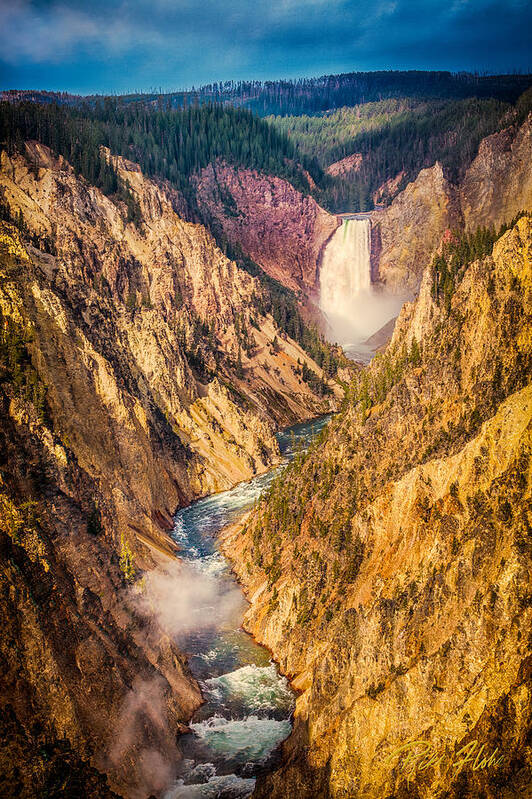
[164,415,330,798]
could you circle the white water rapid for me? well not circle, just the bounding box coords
[319,217,406,362]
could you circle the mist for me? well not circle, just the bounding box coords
[322,285,408,358]
[136,559,244,638]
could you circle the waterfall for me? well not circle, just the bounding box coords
[319,217,406,362]
[320,218,371,316]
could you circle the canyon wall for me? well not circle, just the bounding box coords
[224,215,532,799]
[194,162,339,295]
[371,113,532,292]
[460,115,532,230]
[0,144,340,796]
[370,162,460,292]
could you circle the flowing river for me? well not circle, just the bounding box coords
[165,416,330,799]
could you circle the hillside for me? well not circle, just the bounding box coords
[269,89,532,212]
[3,74,532,217]
[223,214,532,799]
[372,111,532,291]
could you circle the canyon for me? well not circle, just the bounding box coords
[0,95,530,799]
[224,211,532,799]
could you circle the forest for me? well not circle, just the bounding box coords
[0,100,316,200]
[2,75,532,216]
[6,70,530,117]
[270,89,532,211]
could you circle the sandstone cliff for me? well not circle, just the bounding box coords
[0,224,203,798]
[194,161,339,295]
[0,144,339,532]
[460,113,532,230]
[223,216,532,799]
[0,144,340,797]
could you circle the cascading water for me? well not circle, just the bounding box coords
[164,417,330,799]
[320,217,372,310]
[319,216,406,362]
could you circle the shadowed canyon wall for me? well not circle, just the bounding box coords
[371,113,532,293]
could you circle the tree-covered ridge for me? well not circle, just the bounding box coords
[271,94,531,212]
[2,83,532,216]
[266,99,430,165]
[0,100,318,201]
[4,70,531,117]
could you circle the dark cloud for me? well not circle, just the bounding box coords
[0,0,529,94]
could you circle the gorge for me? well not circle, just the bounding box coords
[0,79,531,799]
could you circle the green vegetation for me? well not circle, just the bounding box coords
[431,212,531,312]
[349,336,423,416]
[267,98,426,165]
[3,82,532,220]
[119,533,135,582]
[105,71,532,116]
[0,494,40,546]
[0,99,317,205]
[270,96,528,212]
[0,307,47,422]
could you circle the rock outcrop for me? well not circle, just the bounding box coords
[460,114,532,230]
[194,161,339,294]
[223,216,532,799]
[370,113,532,293]
[325,153,363,178]
[370,162,460,291]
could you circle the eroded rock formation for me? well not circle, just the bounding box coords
[194,161,339,294]
[371,113,532,293]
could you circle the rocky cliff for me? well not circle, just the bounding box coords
[370,162,460,292]
[223,215,532,799]
[0,143,340,797]
[460,114,532,230]
[194,161,339,295]
[371,113,532,293]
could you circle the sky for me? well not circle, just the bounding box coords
[0,0,530,95]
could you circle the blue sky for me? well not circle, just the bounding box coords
[0,0,530,95]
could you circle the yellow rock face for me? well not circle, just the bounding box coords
[371,114,532,294]
[0,142,341,796]
[224,217,532,799]
[0,144,340,555]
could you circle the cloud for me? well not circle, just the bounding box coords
[0,0,163,64]
[0,0,530,94]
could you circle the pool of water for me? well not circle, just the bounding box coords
[164,415,330,798]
